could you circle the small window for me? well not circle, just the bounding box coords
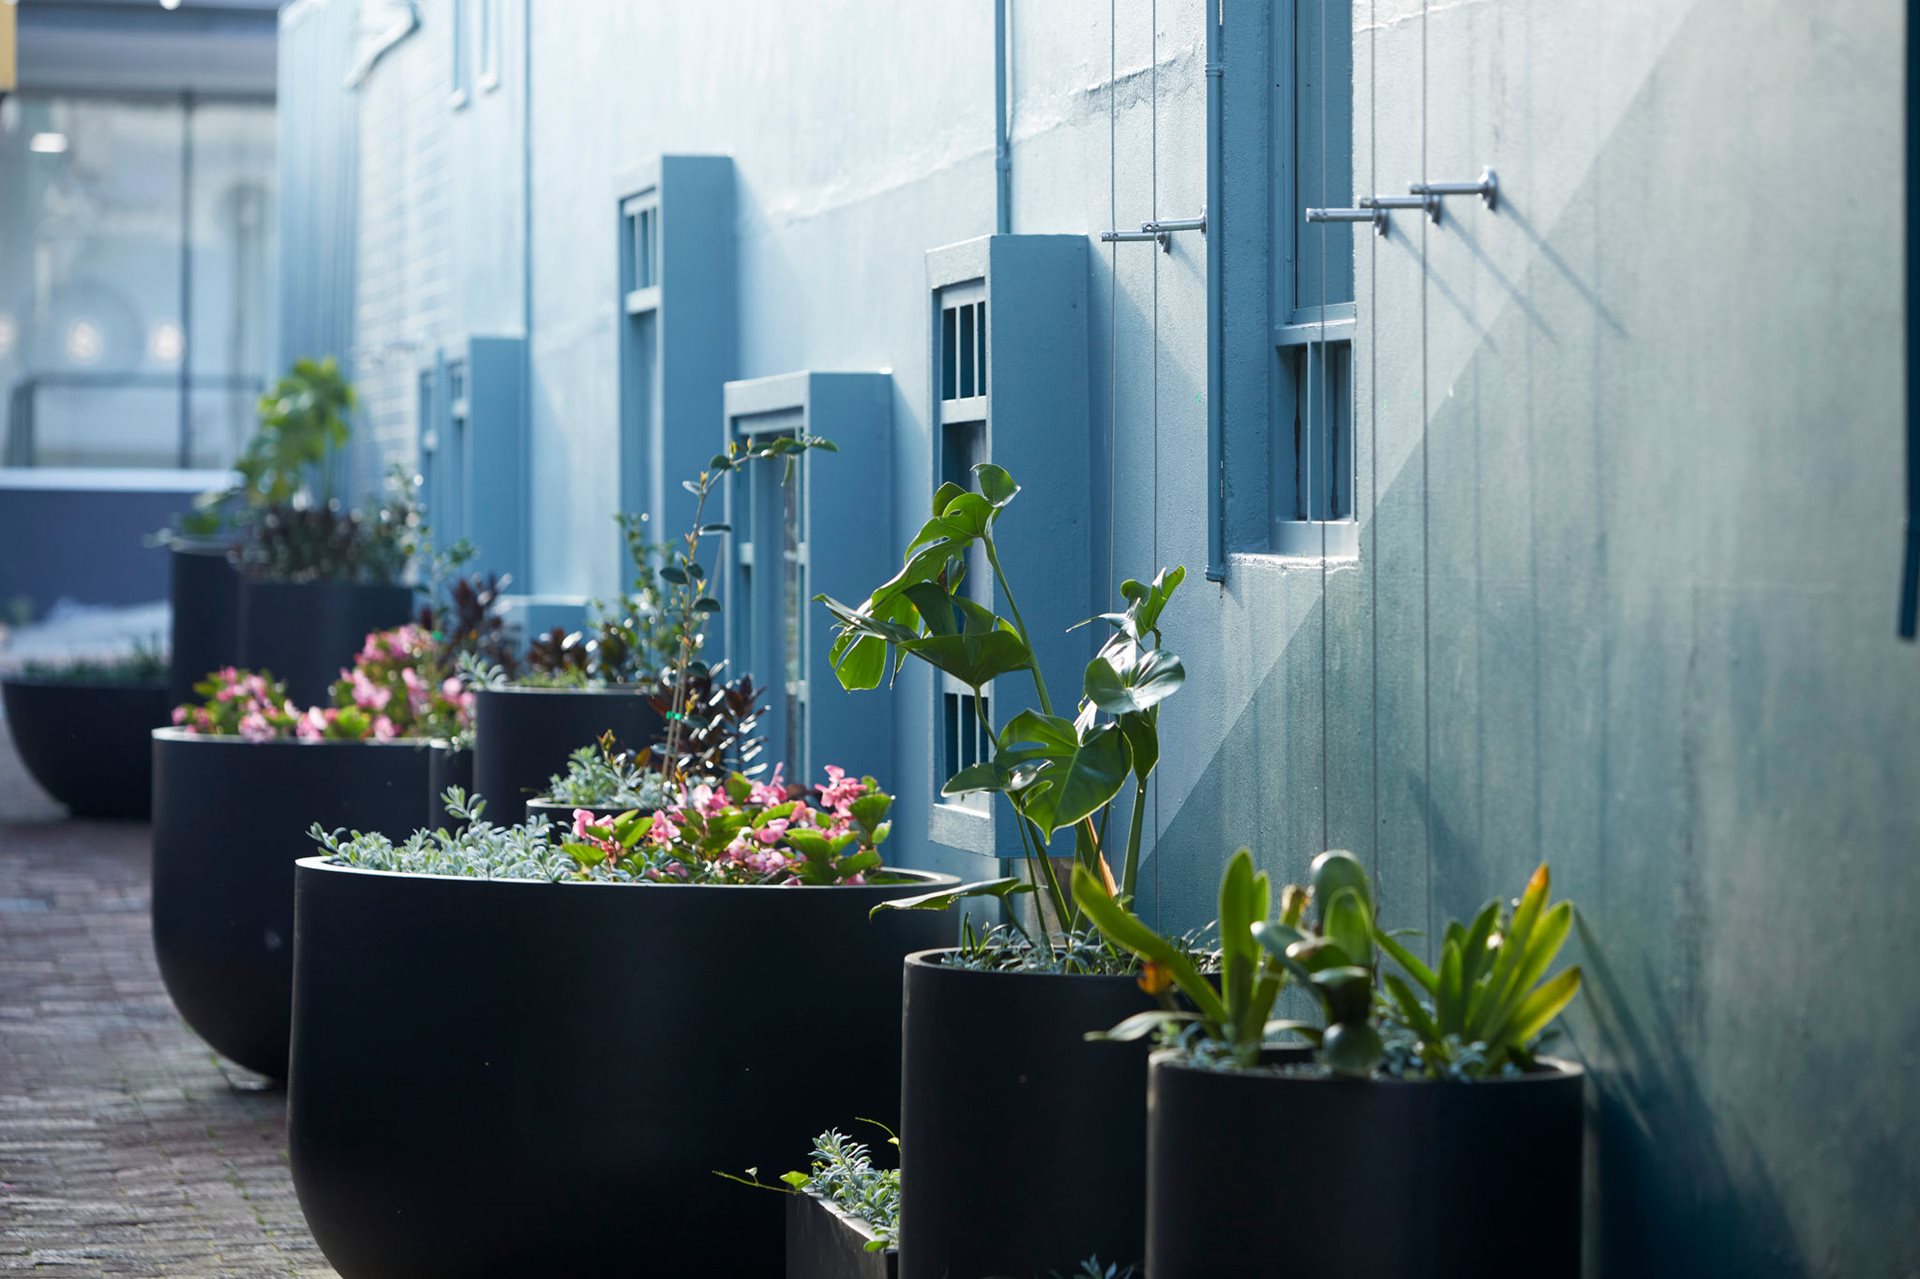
[940,300,986,402]
[477,0,500,90]
[1267,0,1355,557]
[449,0,470,106]
[938,373,992,816]
[444,358,469,540]
[621,194,660,306]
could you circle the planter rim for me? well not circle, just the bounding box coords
[153,726,442,749]
[903,947,1148,983]
[1148,1046,1585,1086]
[2,675,166,692]
[237,573,410,588]
[481,682,652,697]
[295,855,960,894]
[525,796,662,811]
[167,535,237,554]
[804,1190,896,1255]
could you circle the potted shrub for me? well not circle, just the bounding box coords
[161,357,419,706]
[720,1123,901,1279]
[817,464,1190,1279]
[522,732,678,827]
[287,772,956,1277]
[1,643,170,819]
[150,634,474,1079]
[464,514,677,824]
[1074,850,1587,1278]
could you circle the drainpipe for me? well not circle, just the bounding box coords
[521,0,536,592]
[1904,0,1917,640]
[994,0,1011,234]
[1203,0,1226,581]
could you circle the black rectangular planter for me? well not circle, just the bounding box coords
[788,1192,897,1279]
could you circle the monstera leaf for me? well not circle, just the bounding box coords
[981,709,1133,837]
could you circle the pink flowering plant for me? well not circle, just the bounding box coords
[171,667,375,741]
[328,624,474,741]
[561,766,895,886]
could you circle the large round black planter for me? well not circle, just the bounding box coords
[523,797,655,829]
[168,540,241,705]
[471,685,664,825]
[425,741,473,825]
[150,729,435,1078]
[287,861,960,1279]
[237,579,414,708]
[899,951,1157,1279]
[1,678,169,819]
[1146,1052,1586,1278]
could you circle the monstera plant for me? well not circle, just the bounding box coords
[818,463,1186,958]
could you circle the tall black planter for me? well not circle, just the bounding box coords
[149,730,434,1077]
[238,579,414,708]
[788,1192,897,1279]
[1,679,169,819]
[1146,1052,1586,1278]
[899,952,1156,1279]
[470,685,664,824]
[425,741,472,824]
[287,861,959,1279]
[168,541,241,705]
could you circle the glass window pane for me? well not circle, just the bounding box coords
[186,100,277,471]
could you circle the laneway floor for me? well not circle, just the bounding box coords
[0,716,335,1276]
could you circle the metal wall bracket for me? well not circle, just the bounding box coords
[1361,193,1441,224]
[1410,167,1498,211]
[1305,206,1388,236]
[1101,207,1207,252]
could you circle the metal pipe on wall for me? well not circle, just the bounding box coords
[1204,0,1225,580]
[995,0,1011,235]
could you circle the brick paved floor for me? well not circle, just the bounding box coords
[0,715,337,1276]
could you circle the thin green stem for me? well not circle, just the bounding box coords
[1121,775,1148,902]
[982,535,1051,716]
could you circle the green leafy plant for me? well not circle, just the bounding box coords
[1372,863,1583,1080]
[238,355,356,508]
[716,1121,902,1253]
[655,434,834,770]
[1075,848,1583,1080]
[540,733,675,811]
[236,465,422,585]
[817,464,1186,961]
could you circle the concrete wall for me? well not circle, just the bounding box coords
[316,0,1915,1272]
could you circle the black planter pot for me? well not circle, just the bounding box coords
[788,1192,897,1279]
[150,729,435,1077]
[1146,1052,1586,1278]
[1,679,170,819]
[425,741,473,824]
[899,951,1157,1279]
[168,540,241,705]
[287,861,959,1279]
[523,797,657,830]
[471,685,664,825]
[238,579,414,708]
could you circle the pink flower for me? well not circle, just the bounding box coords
[295,708,327,740]
[572,809,599,841]
[351,670,392,711]
[646,810,680,847]
[748,763,789,808]
[238,712,272,742]
[819,765,866,814]
[170,706,187,725]
[372,715,398,741]
[753,819,790,846]
[441,676,464,700]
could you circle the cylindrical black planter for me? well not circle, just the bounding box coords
[1,679,170,819]
[471,685,664,825]
[899,952,1157,1279]
[523,798,656,830]
[150,729,435,1077]
[1146,1052,1586,1278]
[287,862,959,1278]
[168,540,241,706]
[425,741,473,826]
[238,579,415,708]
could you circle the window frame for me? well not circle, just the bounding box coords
[477,0,500,92]
[449,0,471,109]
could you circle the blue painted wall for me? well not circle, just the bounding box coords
[292,1,1915,1272]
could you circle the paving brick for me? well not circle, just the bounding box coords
[0,723,338,1277]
